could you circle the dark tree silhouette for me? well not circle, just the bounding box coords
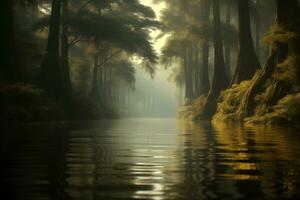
[231,0,260,85]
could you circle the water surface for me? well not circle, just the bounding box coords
[1,119,300,200]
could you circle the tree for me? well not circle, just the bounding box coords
[61,0,72,96]
[231,0,260,85]
[0,0,24,83]
[202,0,229,119]
[199,0,210,96]
[238,0,300,118]
[39,0,62,99]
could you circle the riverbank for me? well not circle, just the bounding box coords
[0,83,118,122]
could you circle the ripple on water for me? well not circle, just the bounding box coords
[1,119,300,200]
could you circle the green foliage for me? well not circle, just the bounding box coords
[0,83,63,122]
[212,81,253,123]
[69,12,157,63]
[161,36,188,65]
[112,59,136,88]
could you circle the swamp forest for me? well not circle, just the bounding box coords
[1,0,300,199]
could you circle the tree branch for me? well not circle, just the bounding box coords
[98,50,123,68]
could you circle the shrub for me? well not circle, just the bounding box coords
[0,83,63,122]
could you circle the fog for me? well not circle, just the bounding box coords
[124,0,178,117]
[124,67,178,117]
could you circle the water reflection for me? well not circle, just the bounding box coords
[1,119,300,199]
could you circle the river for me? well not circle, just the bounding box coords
[1,118,300,199]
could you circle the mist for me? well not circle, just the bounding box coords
[1,0,300,199]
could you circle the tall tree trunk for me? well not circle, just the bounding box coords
[91,53,99,100]
[194,44,201,96]
[255,0,261,61]
[231,0,260,85]
[184,46,193,101]
[188,45,195,98]
[39,0,62,99]
[202,0,229,119]
[225,0,232,77]
[199,0,210,96]
[211,0,229,94]
[61,0,72,96]
[201,43,210,95]
[0,0,21,83]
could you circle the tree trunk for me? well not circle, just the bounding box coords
[184,46,193,101]
[0,0,21,83]
[201,43,210,95]
[255,0,261,60]
[61,0,72,96]
[39,0,62,99]
[91,53,100,100]
[202,0,229,119]
[211,0,229,94]
[188,45,195,98]
[231,0,260,85]
[225,0,232,77]
[199,0,210,96]
[194,44,201,97]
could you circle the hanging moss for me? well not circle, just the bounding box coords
[274,55,300,86]
[212,81,252,123]
[245,92,300,124]
[263,24,299,51]
[179,96,207,120]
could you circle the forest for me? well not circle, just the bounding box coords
[2,1,300,200]
[0,0,300,124]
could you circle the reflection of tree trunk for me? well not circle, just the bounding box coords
[255,0,261,61]
[202,0,228,119]
[232,0,260,85]
[61,0,72,96]
[0,0,21,83]
[238,0,300,118]
[39,0,62,99]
